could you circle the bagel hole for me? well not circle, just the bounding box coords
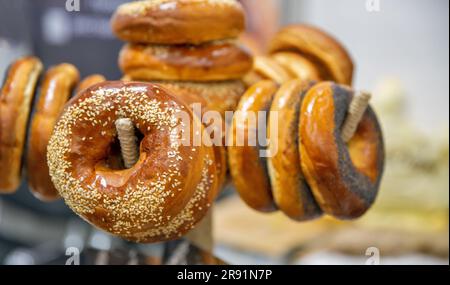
[102,127,145,170]
[104,137,126,170]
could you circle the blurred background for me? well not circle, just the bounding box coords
[0,0,448,265]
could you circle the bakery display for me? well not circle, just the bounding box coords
[0,57,43,193]
[27,63,80,201]
[0,0,393,261]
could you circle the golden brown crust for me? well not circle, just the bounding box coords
[76,74,106,94]
[47,81,219,242]
[271,52,321,82]
[119,42,252,82]
[0,56,43,193]
[267,80,321,220]
[252,56,292,85]
[27,63,80,201]
[227,80,278,212]
[269,25,354,85]
[299,82,384,219]
[111,0,245,44]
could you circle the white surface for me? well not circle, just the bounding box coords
[282,0,449,133]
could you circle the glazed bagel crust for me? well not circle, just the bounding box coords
[269,25,354,85]
[0,57,43,193]
[27,63,80,201]
[228,80,278,212]
[119,42,253,82]
[111,0,245,44]
[299,82,385,219]
[268,80,321,221]
[47,82,219,242]
[272,52,321,82]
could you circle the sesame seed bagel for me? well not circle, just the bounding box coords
[267,80,322,221]
[119,42,253,82]
[227,80,278,212]
[111,0,245,44]
[299,82,385,219]
[27,63,80,201]
[269,24,354,85]
[0,56,43,193]
[47,81,220,242]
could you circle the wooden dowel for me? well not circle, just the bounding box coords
[115,118,139,168]
[341,91,372,142]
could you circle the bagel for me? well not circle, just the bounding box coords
[269,24,354,85]
[119,79,243,189]
[119,42,253,82]
[299,82,385,219]
[227,80,278,212]
[0,56,43,193]
[111,0,245,44]
[27,63,80,201]
[47,81,220,242]
[267,80,321,220]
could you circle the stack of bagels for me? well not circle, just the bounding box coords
[111,0,253,117]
